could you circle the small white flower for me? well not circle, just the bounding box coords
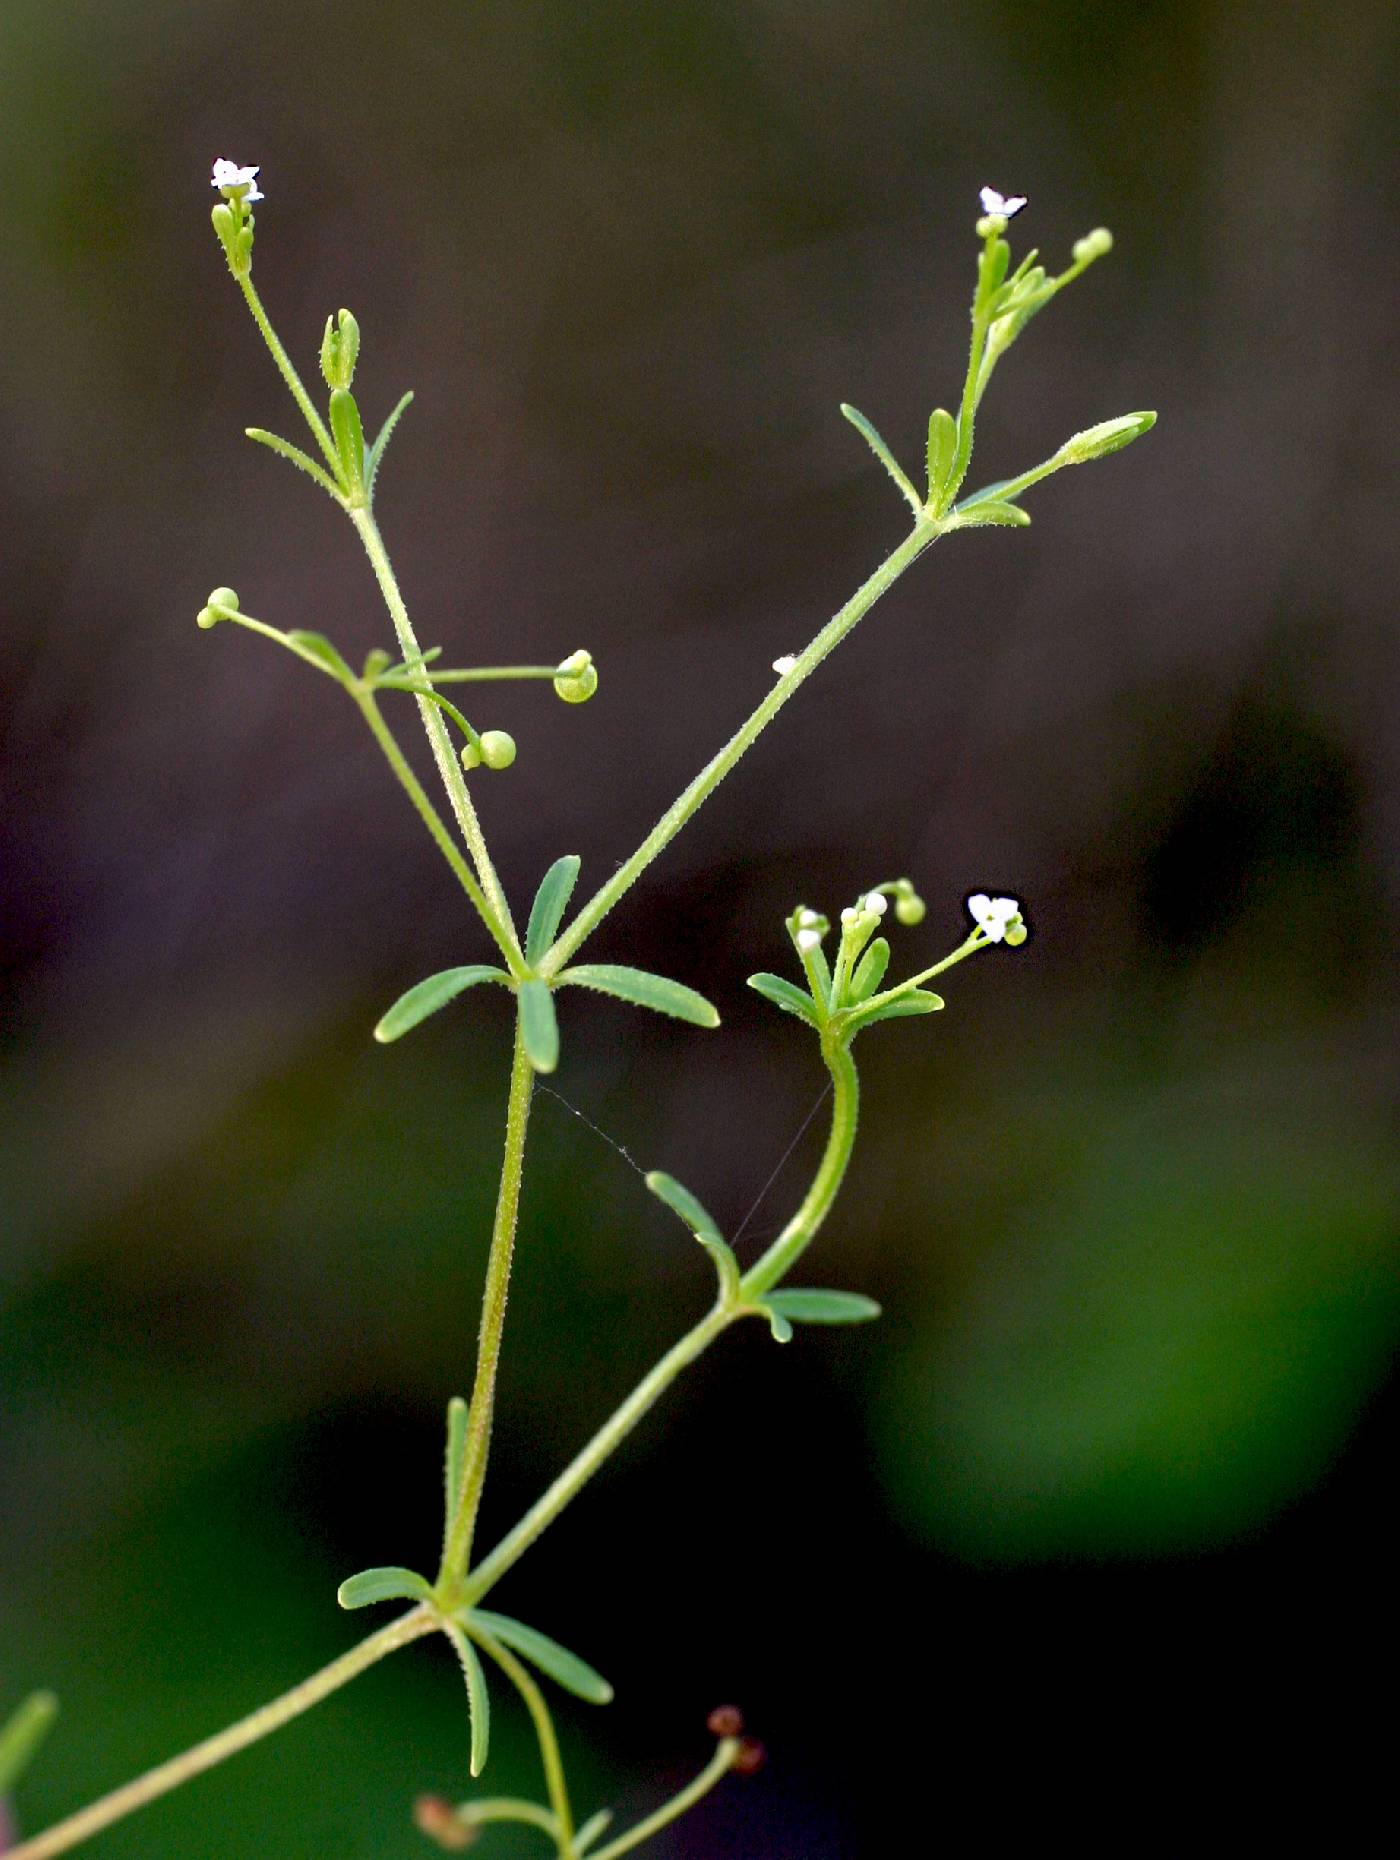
[863,892,888,917]
[979,186,1027,221]
[796,927,822,953]
[212,158,263,202]
[967,892,1022,942]
[772,654,798,677]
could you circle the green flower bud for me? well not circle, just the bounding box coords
[320,309,361,391]
[478,729,516,770]
[1073,227,1113,264]
[362,647,392,679]
[552,649,598,703]
[893,880,926,926]
[208,586,240,611]
[1055,411,1156,465]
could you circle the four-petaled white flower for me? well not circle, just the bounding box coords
[212,159,264,203]
[772,654,798,677]
[979,186,1027,220]
[967,892,1022,942]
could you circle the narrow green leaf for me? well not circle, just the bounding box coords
[747,972,819,1027]
[445,1396,468,1527]
[574,1809,614,1853]
[847,989,944,1032]
[645,1170,722,1244]
[336,1566,433,1610]
[766,1289,882,1325]
[329,387,365,497]
[849,937,890,1004]
[760,1304,794,1343]
[285,630,354,681]
[519,980,560,1073]
[954,477,1013,510]
[374,966,509,1043]
[646,1170,740,1301]
[444,1621,491,1777]
[954,500,1030,529]
[0,1691,59,1793]
[525,856,581,965]
[468,1609,614,1706]
[840,403,922,513]
[245,428,347,504]
[926,407,957,502]
[365,389,414,497]
[558,965,719,1028]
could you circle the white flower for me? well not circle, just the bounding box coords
[979,186,1027,221]
[967,892,1022,942]
[212,158,263,202]
[772,654,798,676]
[863,892,888,917]
[796,927,822,953]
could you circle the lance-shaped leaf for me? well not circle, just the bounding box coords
[953,500,1030,529]
[747,972,819,1028]
[558,965,719,1028]
[574,1809,615,1853]
[467,1609,614,1706]
[336,1566,433,1610]
[374,966,510,1043]
[0,1691,58,1793]
[765,1289,882,1325]
[444,1395,468,1526]
[646,1170,741,1302]
[849,936,890,1004]
[519,979,560,1073]
[245,428,346,504]
[525,856,581,965]
[365,389,414,498]
[444,1620,491,1777]
[926,407,957,504]
[286,630,355,682]
[329,386,365,498]
[840,402,922,514]
[846,989,944,1033]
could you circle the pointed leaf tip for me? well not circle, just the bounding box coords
[468,1610,614,1705]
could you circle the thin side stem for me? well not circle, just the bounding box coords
[849,929,986,1018]
[439,1016,536,1587]
[425,666,561,683]
[541,519,939,974]
[473,1631,576,1856]
[6,1609,436,1860]
[741,1038,859,1298]
[587,1740,739,1860]
[350,508,521,957]
[355,690,519,972]
[237,275,341,475]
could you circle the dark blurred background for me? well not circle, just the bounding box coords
[2,1,1397,1853]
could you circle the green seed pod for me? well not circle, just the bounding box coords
[460,740,482,771]
[1004,918,1028,947]
[207,586,239,611]
[478,729,516,770]
[553,649,598,703]
[894,881,926,926]
[1073,227,1113,264]
[1056,411,1156,465]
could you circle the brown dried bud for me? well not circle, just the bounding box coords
[412,1794,477,1850]
[707,1704,744,1739]
[732,1738,767,1776]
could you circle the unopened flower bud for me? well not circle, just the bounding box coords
[863,892,888,917]
[771,654,798,677]
[197,586,239,627]
[732,1737,767,1775]
[413,1795,476,1850]
[708,1704,744,1738]
[320,309,361,391]
[1055,411,1156,465]
[1072,227,1113,264]
[553,649,598,703]
[796,927,822,954]
[893,880,925,926]
[363,647,392,679]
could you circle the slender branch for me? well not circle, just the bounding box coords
[472,1630,576,1856]
[541,519,939,974]
[350,508,521,955]
[354,689,519,972]
[740,1038,859,1298]
[6,1609,436,1860]
[237,276,341,475]
[439,1014,536,1587]
[587,1740,740,1860]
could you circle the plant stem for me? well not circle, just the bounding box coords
[350,509,521,956]
[473,1632,576,1856]
[439,1015,536,1588]
[740,1038,859,1298]
[587,1740,739,1860]
[237,275,341,476]
[5,1609,436,1860]
[355,690,519,972]
[541,519,939,974]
